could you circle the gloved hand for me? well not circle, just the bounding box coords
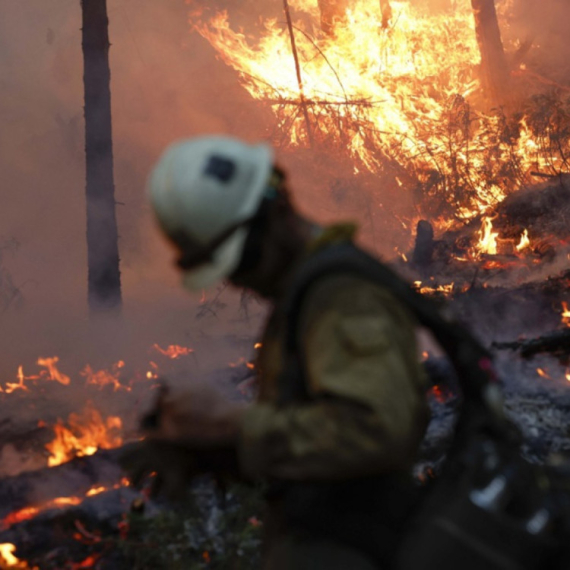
[120,384,245,499]
[143,383,247,444]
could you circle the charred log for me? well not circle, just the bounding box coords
[471,0,510,105]
[493,330,570,362]
[0,446,130,521]
[412,220,435,272]
[379,0,392,29]
[82,0,122,313]
[0,486,143,569]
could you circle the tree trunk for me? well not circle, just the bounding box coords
[317,0,348,35]
[82,0,122,313]
[471,0,510,106]
[379,0,392,29]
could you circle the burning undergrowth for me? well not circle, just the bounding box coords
[190,0,570,225]
[0,336,261,569]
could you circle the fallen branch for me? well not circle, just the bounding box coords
[493,329,570,361]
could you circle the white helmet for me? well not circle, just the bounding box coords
[148,135,274,290]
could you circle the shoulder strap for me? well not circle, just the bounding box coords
[277,241,507,444]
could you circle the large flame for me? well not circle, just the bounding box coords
[190,0,569,221]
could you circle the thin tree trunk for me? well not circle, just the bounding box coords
[379,0,392,29]
[471,0,510,106]
[283,0,314,147]
[81,0,122,313]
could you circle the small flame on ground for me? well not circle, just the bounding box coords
[36,357,70,386]
[414,281,454,296]
[0,543,29,568]
[4,368,29,395]
[561,302,570,327]
[475,217,499,257]
[152,344,194,359]
[2,481,130,531]
[81,361,128,392]
[45,404,123,467]
[516,229,531,252]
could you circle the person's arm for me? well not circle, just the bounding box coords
[239,276,429,480]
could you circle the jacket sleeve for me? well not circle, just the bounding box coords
[238,276,429,481]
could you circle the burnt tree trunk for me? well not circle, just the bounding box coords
[318,0,348,34]
[471,0,510,105]
[82,0,122,313]
[379,0,392,29]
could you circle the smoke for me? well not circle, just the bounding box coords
[0,0,271,379]
[1,0,569,397]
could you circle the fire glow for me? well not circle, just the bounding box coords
[1,480,130,532]
[45,404,123,467]
[191,0,569,221]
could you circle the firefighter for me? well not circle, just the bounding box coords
[122,135,429,569]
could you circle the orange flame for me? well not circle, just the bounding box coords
[45,404,123,467]
[0,543,31,569]
[2,481,130,530]
[475,217,499,257]
[4,367,29,395]
[36,357,70,386]
[537,368,551,380]
[562,302,570,327]
[516,229,531,252]
[81,360,128,392]
[152,344,194,359]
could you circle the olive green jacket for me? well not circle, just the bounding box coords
[238,235,429,481]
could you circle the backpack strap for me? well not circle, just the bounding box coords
[277,241,507,446]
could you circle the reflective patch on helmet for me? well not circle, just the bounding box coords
[204,155,236,183]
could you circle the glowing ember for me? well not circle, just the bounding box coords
[2,481,130,531]
[562,302,570,327]
[537,368,551,380]
[516,229,531,252]
[152,344,194,359]
[414,281,454,296]
[45,403,123,467]
[229,357,255,370]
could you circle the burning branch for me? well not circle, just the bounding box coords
[282,0,314,147]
